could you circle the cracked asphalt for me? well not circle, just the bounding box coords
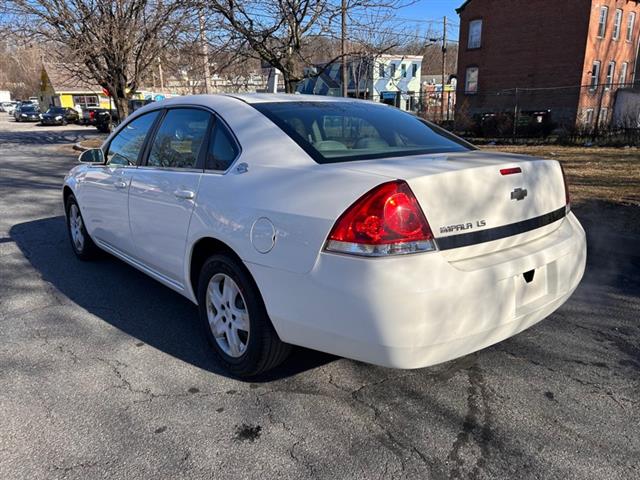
[0,113,639,479]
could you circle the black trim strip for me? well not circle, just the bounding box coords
[436,206,567,250]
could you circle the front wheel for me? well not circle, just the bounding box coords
[65,195,100,260]
[197,254,290,377]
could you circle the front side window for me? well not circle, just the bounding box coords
[598,6,608,37]
[465,66,479,94]
[106,111,160,166]
[590,61,601,90]
[627,12,636,42]
[252,101,472,164]
[605,61,615,89]
[147,108,211,169]
[468,19,482,49]
[206,121,240,171]
[613,9,622,40]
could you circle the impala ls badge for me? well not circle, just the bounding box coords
[510,187,528,201]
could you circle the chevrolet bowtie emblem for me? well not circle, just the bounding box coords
[510,188,528,201]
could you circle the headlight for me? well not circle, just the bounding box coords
[55,116,62,120]
[21,113,27,117]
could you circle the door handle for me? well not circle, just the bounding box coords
[114,180,127,189]
[174,189,195,200]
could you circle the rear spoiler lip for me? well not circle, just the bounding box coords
[436,206,567,251]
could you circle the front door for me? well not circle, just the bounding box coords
[128,108,212,286]
[79,110,161,255]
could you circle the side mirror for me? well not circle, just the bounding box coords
[78,148,104,164]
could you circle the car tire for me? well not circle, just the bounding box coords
[197,254,290,377]
[65,195,100,261]
[62,119,68,126]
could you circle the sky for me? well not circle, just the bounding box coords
[393,0,462,39]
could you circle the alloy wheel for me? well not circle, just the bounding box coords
[69,204,85,252]
[206,273,250,358]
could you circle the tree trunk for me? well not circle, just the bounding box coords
[282,70,298,93]
[113,95,129,124]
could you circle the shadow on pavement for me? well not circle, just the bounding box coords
[9,216,336,382]
[0,126,101,146]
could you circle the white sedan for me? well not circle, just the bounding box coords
[63,94,586,377]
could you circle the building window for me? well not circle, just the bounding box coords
[627,12,636,42]
[465,66,479,94]
[597,6,608,38]
[72,95,99,107]
[599,107,608,125]
[401,64,407,78]
[468,19,482,49]
[390,63,396,77]
[605,61,615,89]
[585,109,594,125]
[619,62,628,86]
[613,9,622,40]
[590,61,601,90]
[412,64,418,78]
[379,63,385,78]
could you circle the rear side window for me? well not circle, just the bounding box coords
[253,102,472,164]
[147,108,211,169]
[206,121,239,171]
[106,111,160,166]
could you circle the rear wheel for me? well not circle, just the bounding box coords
[65,195,100,260]
[197,254,290,377]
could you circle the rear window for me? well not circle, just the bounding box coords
[253,101,472,164]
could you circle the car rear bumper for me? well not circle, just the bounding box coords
[248,212,586,369]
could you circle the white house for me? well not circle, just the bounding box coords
[297,54,423,111]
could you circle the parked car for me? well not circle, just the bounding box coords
[79,106,103,126]
[63,94,586,377]
[40,106,79,126]
[1,101,17,113]
[94,108,120,133]
[14,103,40,122]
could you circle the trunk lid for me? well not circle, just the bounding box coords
[331,151,568,261]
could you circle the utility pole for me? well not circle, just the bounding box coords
[341,0,347,97]
[157,57,164,92]
[441,16,447,122]
[199,10,211,94]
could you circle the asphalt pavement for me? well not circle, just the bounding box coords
[0,113,638,479]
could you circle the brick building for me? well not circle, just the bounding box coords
[455,0,640,130]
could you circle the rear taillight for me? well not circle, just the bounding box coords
[559,163,571,213]
[324,180,436,257]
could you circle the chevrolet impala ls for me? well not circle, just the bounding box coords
[63,94,586,377]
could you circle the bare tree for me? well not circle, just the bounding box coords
[3,0,194,117]
[202,0,411,93]
[0,40,44,99]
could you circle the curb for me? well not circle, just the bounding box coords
[73,142,89,152]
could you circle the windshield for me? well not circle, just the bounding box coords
[252,101,473,164]
[46,107,65,114]
[21,105,38,112]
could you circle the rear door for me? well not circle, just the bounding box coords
[128,107,212,286]
[80,110,161,255]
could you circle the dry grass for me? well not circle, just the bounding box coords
[80,138,104,149]
[482,145,640,206]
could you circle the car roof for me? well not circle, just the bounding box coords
[223,93,361,104]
